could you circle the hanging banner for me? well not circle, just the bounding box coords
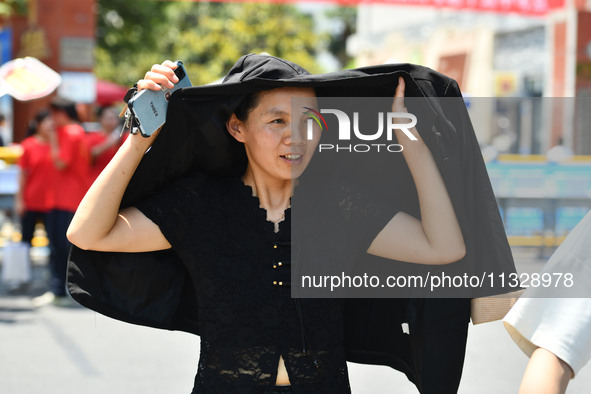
[0,29,11,66]
[364,0,564,16]
[181,0,564,16]
[0,57,62,101]
[58,72,96,103]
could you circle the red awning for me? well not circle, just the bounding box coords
[96,79,129,106]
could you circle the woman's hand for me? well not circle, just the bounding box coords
[391,76,424,145]
[14,198,24,217]
[137,60,179,92]
[127,60,180,148]
[47,121,67,170]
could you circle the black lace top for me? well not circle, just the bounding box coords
[135,174,395,393]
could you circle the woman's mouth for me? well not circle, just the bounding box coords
[280,154,303,164]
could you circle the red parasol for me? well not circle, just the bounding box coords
[95,79,129,106]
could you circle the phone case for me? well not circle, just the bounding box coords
[128,61,192,137]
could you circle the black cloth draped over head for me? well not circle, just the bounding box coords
[67,54,515,393]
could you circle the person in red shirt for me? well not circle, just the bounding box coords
[15,109,55,246]
[33,98,90,306]
[85,105,124,185]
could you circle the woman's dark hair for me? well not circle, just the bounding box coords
[233,92,263,121]
[50,97,80,122]
[26,109,51,137]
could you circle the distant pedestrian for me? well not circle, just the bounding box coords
[0,113,7,146]
[33,98,89,307]
[15,109,55,247]
[546,137,574,163]
[85,105,124,184]
[504,210,591,394]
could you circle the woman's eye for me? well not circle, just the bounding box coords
[270,118,285,124]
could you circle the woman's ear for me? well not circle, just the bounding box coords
[226,114,245,143]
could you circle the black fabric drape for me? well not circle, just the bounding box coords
[67,54,514,393]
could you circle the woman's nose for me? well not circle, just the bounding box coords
[287,121,309,145]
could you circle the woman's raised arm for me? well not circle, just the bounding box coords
[66,61,180,252]
[367,77,466,265]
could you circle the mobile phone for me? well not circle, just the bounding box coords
[127,61,192,137]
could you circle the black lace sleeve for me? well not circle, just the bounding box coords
[134,172,209,251]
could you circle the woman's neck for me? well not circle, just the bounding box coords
[34,134,49,143]
[242,166,292,222]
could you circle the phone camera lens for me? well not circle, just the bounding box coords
[175,67,185,80]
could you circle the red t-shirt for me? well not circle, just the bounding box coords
[52,124,90,212]
[17,136,55,212]
[85,131,122,185]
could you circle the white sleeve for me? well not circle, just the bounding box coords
[503,210,591,376]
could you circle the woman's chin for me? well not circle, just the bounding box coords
[289,163,310,180]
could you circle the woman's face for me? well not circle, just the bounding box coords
[100,108,119,132]
[37,116,55,139]
[228,87,321,182]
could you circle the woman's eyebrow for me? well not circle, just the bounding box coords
[262,108,289,117]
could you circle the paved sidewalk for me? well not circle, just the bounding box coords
[1,250,590,393]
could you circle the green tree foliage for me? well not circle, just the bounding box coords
[325,6,357,69]
[95,1,170,86]
[0,0,28,18]
[96,0,326,87]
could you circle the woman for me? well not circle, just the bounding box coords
[15,110,55,249]
[504,209,591,394]
[67,57,465,393]
[85,105,124,184]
